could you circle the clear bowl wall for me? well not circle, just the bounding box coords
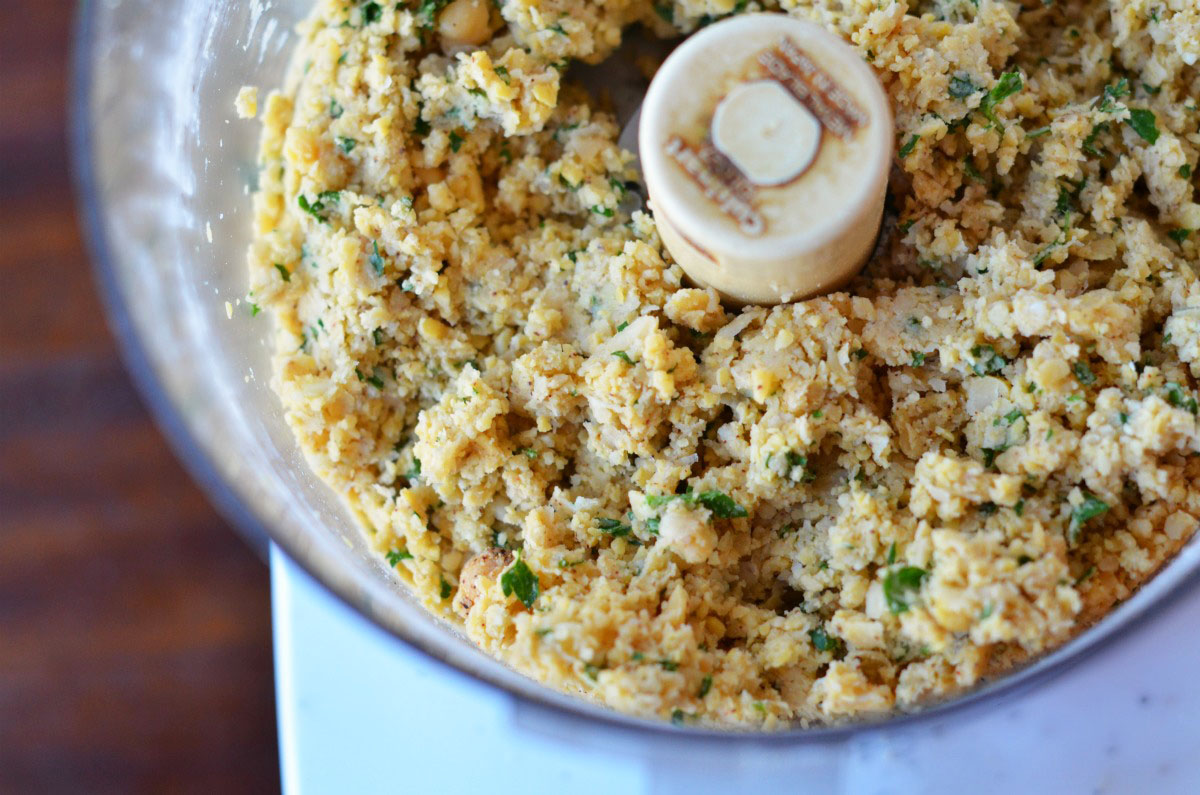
[71,0,1200,751]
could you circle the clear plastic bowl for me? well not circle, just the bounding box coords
[71,0,1200,748]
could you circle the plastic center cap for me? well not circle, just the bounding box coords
[638,13,893,305]
[711,80,821,187]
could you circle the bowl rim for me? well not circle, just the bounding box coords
[68,0,1200,745]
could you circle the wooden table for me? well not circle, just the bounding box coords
[0,2,279,791]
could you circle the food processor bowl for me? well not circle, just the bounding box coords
[70,0,1200,749]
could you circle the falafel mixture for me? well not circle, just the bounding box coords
[243,0,1200,727]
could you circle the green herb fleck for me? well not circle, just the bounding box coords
[1069,493,1110,543]
[1097,78,1130,113]
[949,75,978,99]
[612,350,634,365]
[898,134,920,159]
[448,131,464,152]
[1127,108,1160,144]
[808,627,842,653]
[274,263,291,282]
[500,553,540,608]
[970,344,1008,375]
[980,71,1023,129]
[1169,228,1193,244]
[883,566,928,614]
[1073,360,1096,385]
[368,240,385,276]
[338,136,357,153]
[1165,382,1199,414]
[597,518,632,537]
[698,675,712,698]
[385,549,413,566]
[982,445,1008,469]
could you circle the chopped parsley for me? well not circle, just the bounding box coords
[369,240,385,275]
[416,0,450,28]
[1180,164,1193,179]
[385,548,413,566]
[1069,493,1110,543]
[591,205,615,217]
[898,134,920,159]
[911,351,927,367]
[448,131,464,153]
[979,71,1023,129]
[439,577,452,600]
[1072,360,1096,386]
[612,350,635,365]
[596,518,632,537]
[1126,108,1160,144]
[883,566,928,614]
[982,445,1008,469]
[329,99,343,119]
[698,675,713,699]
[808,627,843,653]
[1169,228,1192,244]
[361,1,381,24]
[1097,78,1130,113]
[999,408,1025,426]
[645,490,748,519]
[338,136,357,153]
[1165,382,1199,414]
[949,75,979,99]
[517,447,539,461]
[297,191,340,223]
[405,457,422,481]
[970,344,1008,375]
[500,553,540,608]
[274,263,291,282]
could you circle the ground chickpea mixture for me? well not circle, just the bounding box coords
[242,0,1200,727]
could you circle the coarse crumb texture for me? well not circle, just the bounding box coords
[245,0,1200,728]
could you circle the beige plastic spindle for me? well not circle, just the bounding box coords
[639,14,893,304]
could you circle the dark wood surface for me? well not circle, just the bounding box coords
[0,2,280,792]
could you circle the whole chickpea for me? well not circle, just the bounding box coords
[438,0,492,48]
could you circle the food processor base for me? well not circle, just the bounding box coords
[272,545,1200,794]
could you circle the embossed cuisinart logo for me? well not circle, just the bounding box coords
[665,36,868,237]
